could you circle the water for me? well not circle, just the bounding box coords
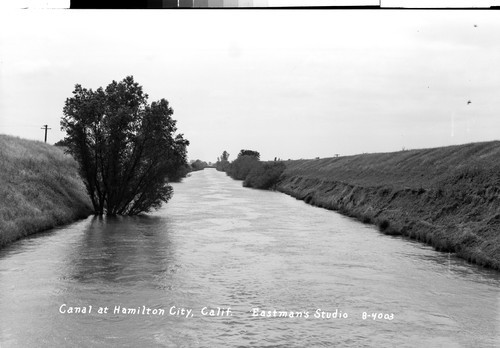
[0,169,499,347]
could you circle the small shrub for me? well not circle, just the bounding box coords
[378,219,390,231]
[304,194,313,204]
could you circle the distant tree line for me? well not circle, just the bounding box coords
[215,149,285,190]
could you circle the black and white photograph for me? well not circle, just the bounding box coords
[0,4,499,347]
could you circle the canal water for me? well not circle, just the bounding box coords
[0,169,498,347]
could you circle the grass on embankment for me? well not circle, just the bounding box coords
[277,141,500,270]
[0,134,93,247]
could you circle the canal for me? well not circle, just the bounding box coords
[0,169,498,347]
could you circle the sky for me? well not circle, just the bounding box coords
[1,10,499,162]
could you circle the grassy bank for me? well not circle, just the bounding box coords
[0,135,93,247]
[277,141,500,270]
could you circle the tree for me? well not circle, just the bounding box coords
[238,149,260,160]
[224,149,260,179]
[61,76,189,215]
[227,155,259,180]
[216,150,230,172]
[190,159,208,171]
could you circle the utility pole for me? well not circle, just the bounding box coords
[41,125,51,143]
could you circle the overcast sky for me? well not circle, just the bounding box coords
[1,10,499,162]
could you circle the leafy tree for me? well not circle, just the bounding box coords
[238,149,260,160]
[190,159,208,171]
[61,76,189,215]
[216,150,231,172]
[224,149,260,179]
[227,155,259,180]
[221,151,230,162]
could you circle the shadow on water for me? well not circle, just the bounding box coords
[63,215,178,290]
[0,218,90,259]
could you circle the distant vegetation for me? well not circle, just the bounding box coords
[216,149,285,190]
[190,159,209,172]
[227,151,260,180]
[61,76,189,216]
[215,151,230,172]
[244,161,286,190]
[0,135,92,247]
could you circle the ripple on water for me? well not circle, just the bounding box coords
[0,170,499,347]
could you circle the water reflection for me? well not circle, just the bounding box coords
[62,215,177,289]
